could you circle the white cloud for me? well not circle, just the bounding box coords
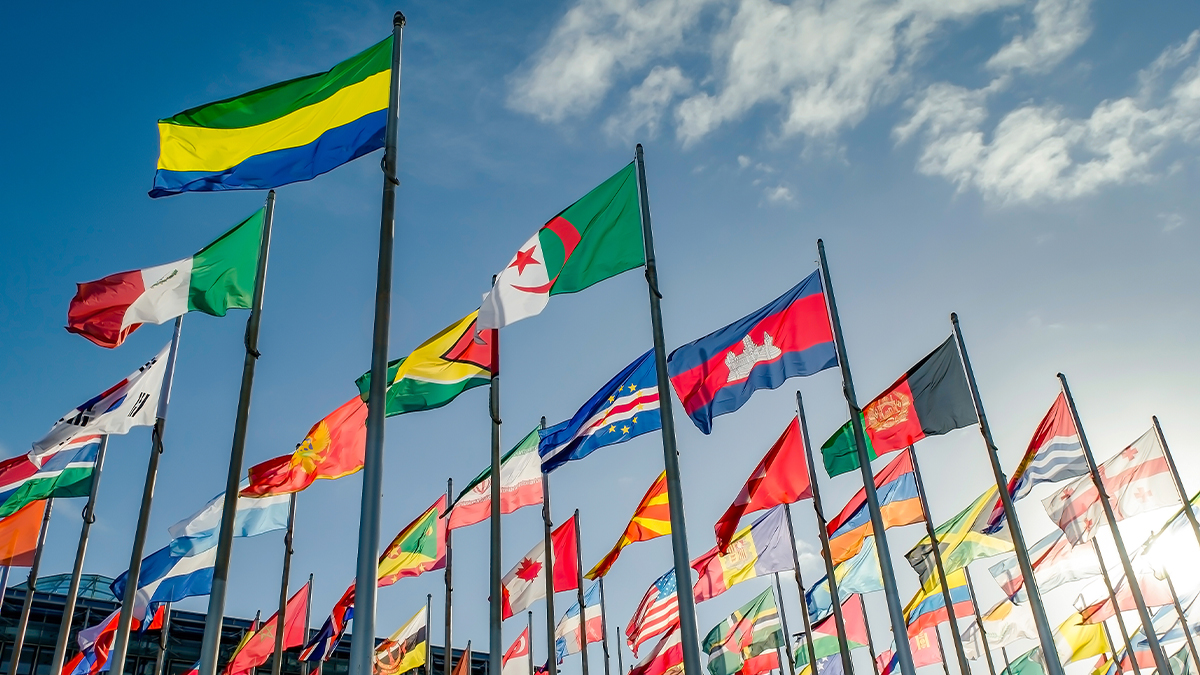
[987,0,1093,73]
[1160,212,1185,233]
[738,154,753,168]
[603,66,692,141]
[764,184,796,203]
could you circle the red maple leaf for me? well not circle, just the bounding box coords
[515,558,542,581]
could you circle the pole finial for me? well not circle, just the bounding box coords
[394,11,406,26]
[950,311,959,323]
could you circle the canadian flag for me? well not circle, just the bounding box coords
[501,516,579,619]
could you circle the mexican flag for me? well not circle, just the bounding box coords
[478,163,644,330]
[67,209,264,348]
[447,427,543,530]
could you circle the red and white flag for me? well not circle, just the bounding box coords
[501,629,531,675]
[1042,429,1179,544]
[626,569,679,658]
[629,625,684,675]
[501,516,578,619]
[448,428,543,530]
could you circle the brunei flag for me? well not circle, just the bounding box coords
[691,506,792,603]
[151,37,392,197]
[374,608,428,675]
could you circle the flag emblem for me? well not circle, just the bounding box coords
[865,390,912,433]
[725,334,782,382]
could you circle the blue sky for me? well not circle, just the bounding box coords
[2,0,1200,672]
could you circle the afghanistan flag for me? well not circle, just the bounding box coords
[702,587,784,675]
[904,486,1012,593]
[0,435,99,517]
[357,311,494,417]
[691,506,792,602]
[821,337,976,477]
[478,163,644,330]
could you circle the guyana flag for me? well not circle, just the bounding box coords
[378,495,447,586]
[357,311,494,417]
[703,587,784,675]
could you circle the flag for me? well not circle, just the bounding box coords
[795,594,869,669]
[627,569,679,658]
[692,506,793,603]
[1002,648,1045,675]
[821,338,976,476]
[448,426,543,530]
[555,581,603,663]
[151,36,392,197]
[0,435,99,517]
[985,393,1087,531]
[1077,568,1173,623]
[66,210,263,348]
[715,417,812,552]
[503,631,531,675]
[667,272,837,435]
[702,587,784,675]
[1043,428,1179,544]
[989,529,1101,601]
[478,163,643,329]
[903,568,973,637]
[300,584,355,662]
[224,583,311,675]
[904,486,1012,592]
[1053,612,1110,664]
[804,654,846,675]
[374,608,428,675]
[168,481,290,555]
[378,495,448,586]
[30,342,170,465]
[453,642,474,675]
[111,544,218,621]
[69,608,156,675]
[0,454,42,507]
[540,350,661,473]
[629,625,685,675]
[1171,647,1194,675]
[0,500,48,567]
[805,536,885,626]
[877,626,944,675]
[356,311,494,417]
[962,598,1037,658]
[502,515,579,619]
[826,449,922,566]
[588,471,670,579]
[241,397,368,497]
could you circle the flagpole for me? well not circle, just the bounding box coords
[529,611,537,675]
[908,448,971,675]
[540,415,558,675]
[575,510,590,675]
[1090,539,1140,675]
[859,596,880,675]
[933,628,951,675]
[1057,373,1172,675]
[999,648,1011,673]
[617,628,625,675]
[426,593,434,671]
[796,393,855,675]
[1099,622,1117,666]
[781,505,820,675]
[1152,416,1200,552]
[272,493,298,675]
[600,577,612,675]
[198,189,277,675]
[949,313,1063,675]
[817,240,914,675]
[303,573,314,675]
[961,568,997,675]
[0,567,8,609]
[154,603,173,675]
[772,573,798,675]
[634,144,702,675]
[489,294,504,675]
[111,315,184,675]
[1164,570,1199,669]
[349,14,405,675]
[446,477,455,675]
[7,497,53,675]
[49,434,110,675]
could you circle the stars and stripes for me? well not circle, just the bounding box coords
[627,569,679,657]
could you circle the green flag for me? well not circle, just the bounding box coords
[703,588,785,675]
[905,486,1013,592]
[0,437,98,517]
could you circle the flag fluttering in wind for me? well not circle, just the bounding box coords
[540,350,661,473]
[224,582,311,675]
[374,607,428,675]
[30,342,170,465]
[111,543,218,621]
[805,536,884,625]
[169,481,290,555]
[478,163,644,330]
[905,486,1012,592]
[877,626,944,675]
[692,506,792,603]
[151,37,392,197]
[902,568,973,638]
[714,417,812,552]
[795,594,869,670]
[555,581,603,663]
[702,587,784,675]
[962,598,1037,659]
[989,529,1101,601]
[300,585,355,662]
[448,427,543,530]
[1052,612,1111,664]
[242,397,368,497]
[0,500,47,567]
[629,625,684,675]
[0,434,99,517]
[378,495,448,586]
[64,607,163,675]
[502,631,530,675]
[667,271,837,434]
[588,471,670,579]
[66,210,263,348]
[821,338,976,476]
[627,569,679,658]
[356,311,494,417]
[826,449,922,566]
[502,515,579,619]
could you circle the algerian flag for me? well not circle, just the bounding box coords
[447,427,543,530]
[0,435,99,517]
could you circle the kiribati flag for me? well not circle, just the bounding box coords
[667,271,836,434]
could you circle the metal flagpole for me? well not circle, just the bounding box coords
[782,505,820,675]
[908,448,971,675]
[962,568,998,675]
[529,611,536,675]
[8,498,53,675]
[634,144,702,675]
[154,603,173,675]
[199,189,276,675]
[772,573,798,675]
[272,493,298,675]
[349,14,405,675]
[112,315,184,675]
[489,320,503,675]
[950,313,1063,675]
[1099,621,1117,664]
[1091,539,1140,675]
[796,393,854,674]
[303,573,314,675]
[999,648,1011,673]
[859,597,880,675]
[600,577,612,675]
[933,628,951,675]
[617,628,625,675]
[1153,416,1200,552]
[0,566,9,609]
[50,434,110,675]
[1165,570,1200,669]
[540,415,558,675]
[575,510,590,675]
[446,477,455,675]
[426,594,434,675]
[1058,373,1172,675]
[817,240,914,675]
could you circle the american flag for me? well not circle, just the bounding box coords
[627,569,679,657]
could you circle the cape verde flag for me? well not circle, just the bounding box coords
[667,271,837,434]
[539,350,661,473]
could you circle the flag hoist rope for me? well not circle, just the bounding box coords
[540,416,559,675]
[489,294,503,675]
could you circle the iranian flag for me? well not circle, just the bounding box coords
[67,209,263,348]
[447,427,543,530]
[478,163,644,330]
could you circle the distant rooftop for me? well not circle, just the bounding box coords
[10,573,117,602]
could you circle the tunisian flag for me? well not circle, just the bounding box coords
[501,515,579,619]
[224,582,311,675]
[242,397,368,497]
[714,417,812,551]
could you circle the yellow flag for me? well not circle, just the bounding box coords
[1054,612,1110,664]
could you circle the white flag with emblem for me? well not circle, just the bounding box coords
[479,231,552,330]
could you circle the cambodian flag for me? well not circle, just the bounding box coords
[667,271,837,434]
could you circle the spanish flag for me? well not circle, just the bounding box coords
[151,37,392,197]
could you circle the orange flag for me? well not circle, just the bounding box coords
[587,472,670,579]
[242,398,368,497]
[0,500,47,566]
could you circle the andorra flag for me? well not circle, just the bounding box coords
[691,506,792,603]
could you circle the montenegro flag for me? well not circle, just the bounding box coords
[242,397,368,497]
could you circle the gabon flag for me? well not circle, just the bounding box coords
[242,397,367,497]
[714,417,812,551]
[587,471,670,579]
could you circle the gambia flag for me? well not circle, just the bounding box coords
[0,435,99,517]
[478,163,644,330]
[821,337,976,477]
[702,587,784,675]
[67,209,263,348]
